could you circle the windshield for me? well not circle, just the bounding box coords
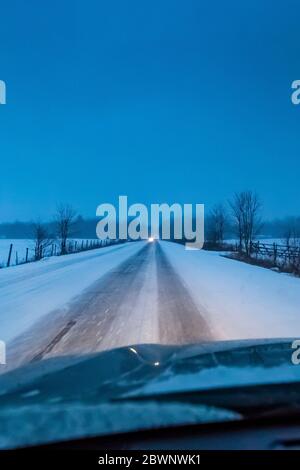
[0,0,300,452]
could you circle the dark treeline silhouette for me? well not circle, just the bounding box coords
[1,214,300,241]
[0,191,299,245]
[0,217,98,240]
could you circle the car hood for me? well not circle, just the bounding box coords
[0,338,298,405]
[0,338,299,449]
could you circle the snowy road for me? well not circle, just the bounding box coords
[2,239,300,372]
[6,242,213,370]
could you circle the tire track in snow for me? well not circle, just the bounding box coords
[5,241,214,371]
[156,243,213,344]
[6,243,151,369]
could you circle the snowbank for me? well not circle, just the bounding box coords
[161,241,300,340]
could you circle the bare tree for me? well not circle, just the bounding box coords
[208,204,228,244]
[229,191,262,256]
[229,192,245,251]
[32,221,52,261]
[282,217,300,247]
[55,204,77,255]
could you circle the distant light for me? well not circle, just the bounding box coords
[154,361,160,367]
[148,237,154,242]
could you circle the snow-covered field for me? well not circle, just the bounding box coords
[225,238,290,246]
[0,237,294,269]
[0,239,101,268]
[0,240,34,268]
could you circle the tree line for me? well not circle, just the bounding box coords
[206,190,262,255]
[206,190,300,255]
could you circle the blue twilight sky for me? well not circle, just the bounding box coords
[0,0,299,221]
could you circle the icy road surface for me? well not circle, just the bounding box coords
[1,240,300,371]
[5,242,213,370]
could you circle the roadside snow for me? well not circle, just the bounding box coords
[161,241,300,340]
[0,242,144,342]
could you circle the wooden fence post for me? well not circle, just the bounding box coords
[25,247,29,263]
[273,243,277,265]
[7,243,13,267]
